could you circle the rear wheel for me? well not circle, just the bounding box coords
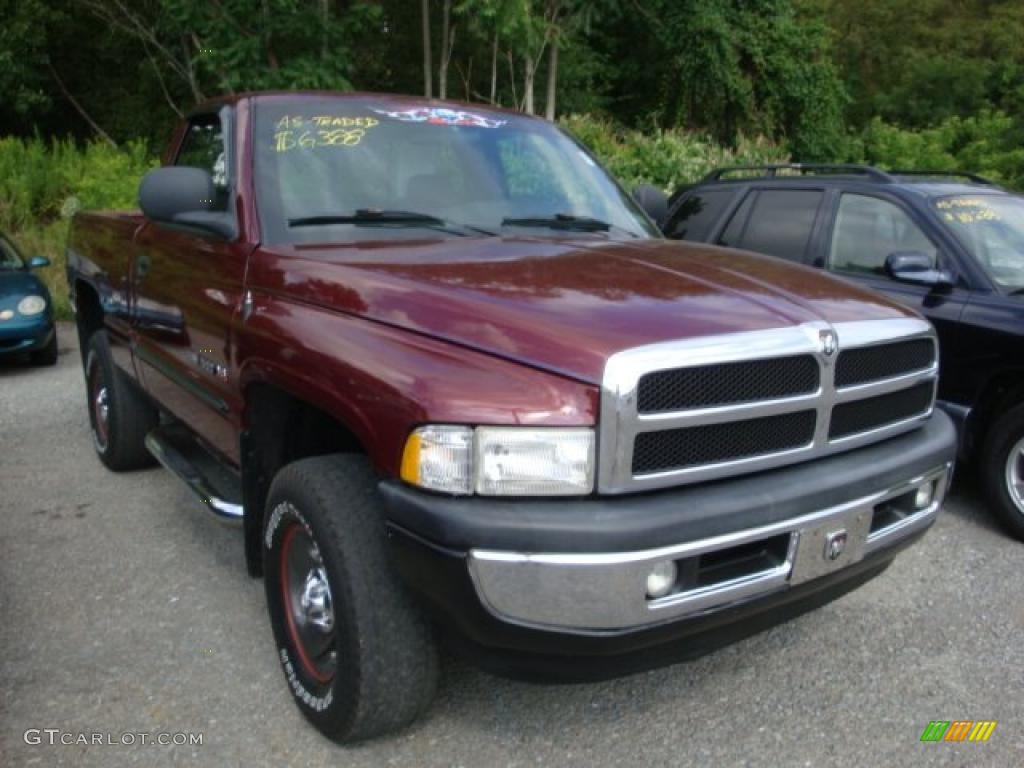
[31,329,58,366]
[981,403,1024,541]
[263,454,438,743]
[84,331,158,471]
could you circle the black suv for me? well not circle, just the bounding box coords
[661,164,1024,540]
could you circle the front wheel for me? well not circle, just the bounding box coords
[263,455,439,743]
[981,403,1024,542]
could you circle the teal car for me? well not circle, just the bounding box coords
[0,234,57,366]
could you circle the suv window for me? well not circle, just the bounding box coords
[664,190,734,241]
[828,194,937,275]
[175,114,229,211]
[720,189,823,261]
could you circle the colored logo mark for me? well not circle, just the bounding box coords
[920,720,997,742]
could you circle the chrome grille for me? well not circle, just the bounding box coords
[829,381,935,440]
[632,411,816,474]
[834,338,936,388]
[637,356,819,413]
[598,318,938,494]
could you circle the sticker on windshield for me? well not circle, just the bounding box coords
[272,115,379,152]
[372,107,506,128]
[935,197,1002,224]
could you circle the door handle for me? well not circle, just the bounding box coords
[136,253,151,280]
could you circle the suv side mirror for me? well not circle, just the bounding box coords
[138,167,235,239]
[26,256,50,269]
[632,184,668,226]
[884,251,953,289]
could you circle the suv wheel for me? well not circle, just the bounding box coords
[981,403,1024,541]
[263,454,438,743]
[84,331,158,470]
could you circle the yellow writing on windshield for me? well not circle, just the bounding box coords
[275,115,378,129]
[272,115,379,152]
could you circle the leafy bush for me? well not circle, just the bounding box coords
[0,137,155,318]
[0,137,154,230]
[561,114,789,193]
[854,111,1024,190]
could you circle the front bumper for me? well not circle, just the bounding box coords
[381,411,956,675]
[0,315,54,356]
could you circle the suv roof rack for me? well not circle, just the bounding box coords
[700,164,1000,187]
[702,164,895,183]
[887,169,996,185]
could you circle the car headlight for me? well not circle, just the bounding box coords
[17,295,47,316]
[400,425,595,496]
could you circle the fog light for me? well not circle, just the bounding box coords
[645,560,677,599]
[914,481,935,510]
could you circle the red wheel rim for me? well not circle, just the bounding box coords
[280,521,337,684]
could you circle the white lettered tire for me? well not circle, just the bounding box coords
[262,454,439,742]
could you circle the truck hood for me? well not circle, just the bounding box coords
[250,237,920,384]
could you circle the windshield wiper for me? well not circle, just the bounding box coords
[288,209,494,236]
[500,213,639,237]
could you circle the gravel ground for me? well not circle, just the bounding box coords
[1,323,1022,767]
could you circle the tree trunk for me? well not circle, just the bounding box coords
[320,0,328,59]
[421,0,433,98]
[489,32,498,104]
[523,53,535,114]
[544,34,558,121]
[438,0,451,99]
[47,63,117,148]
[507,51,518,109]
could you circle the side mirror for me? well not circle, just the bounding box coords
[138,167,235,239]
[632,184,669,226]
[884,251,953,289]
[26,256,50,269]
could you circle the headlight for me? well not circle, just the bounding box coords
[400,425,474,495]
[17,295,47,316]
[400,425,595,496]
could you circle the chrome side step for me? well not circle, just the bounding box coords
[145,427,244,525]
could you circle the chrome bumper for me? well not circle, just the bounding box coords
[468,464,951,631]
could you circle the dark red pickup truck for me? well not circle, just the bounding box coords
[67,92,957,742]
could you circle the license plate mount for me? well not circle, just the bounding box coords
[790,509,872,586]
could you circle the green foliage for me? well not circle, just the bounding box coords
[854,111,1024,190]
[163,0,382,93]
[0,138,155,319]
[822,0,1024,130]
[0,137,154,230]
[561,114,789,192]
[595,0,848,160]
[0,0,61,118]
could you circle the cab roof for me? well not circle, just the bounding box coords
[187,90,531,121]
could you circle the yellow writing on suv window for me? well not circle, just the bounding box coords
[273,116,379,152]
[936,198,1002,225]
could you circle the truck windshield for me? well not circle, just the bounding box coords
[253,98,659,245]
[934,194,1024,294]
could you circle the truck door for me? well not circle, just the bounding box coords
[131,109,248,464]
